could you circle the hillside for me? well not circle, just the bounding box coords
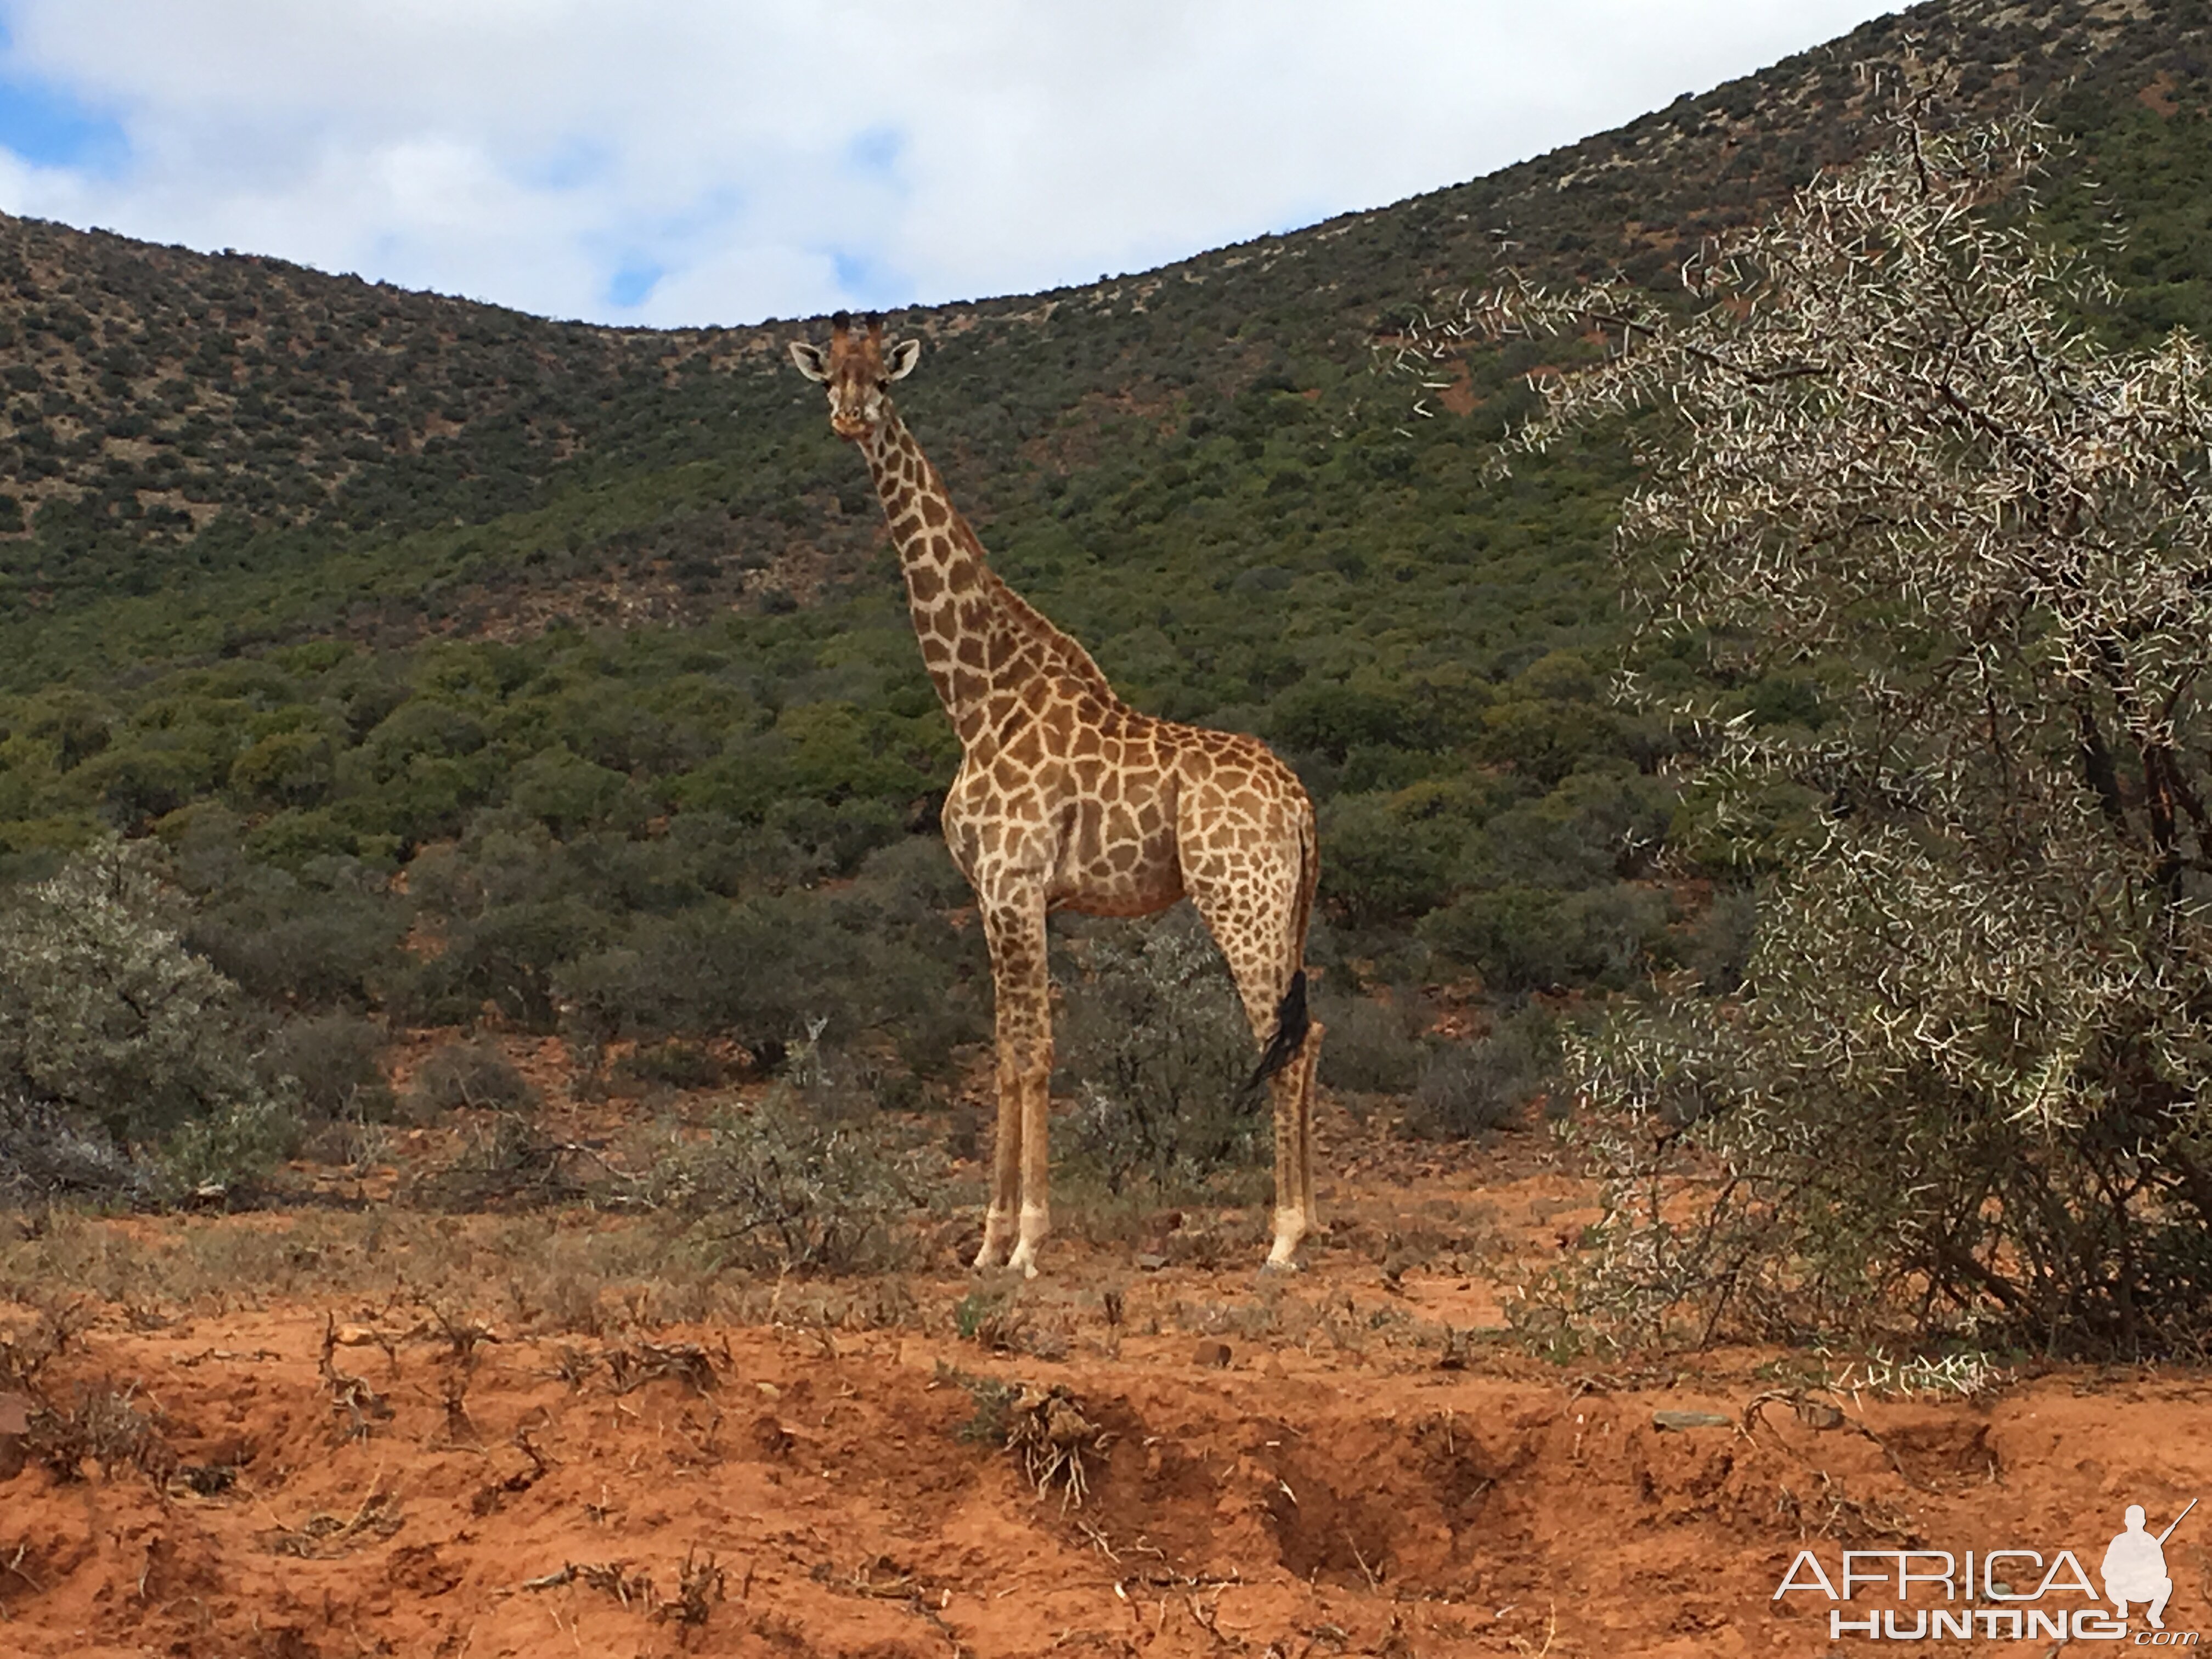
[0,0,2205,1104]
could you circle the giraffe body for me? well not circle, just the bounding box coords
[791,314,1323,1275]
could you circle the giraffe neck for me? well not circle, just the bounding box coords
[859,411,1118,748]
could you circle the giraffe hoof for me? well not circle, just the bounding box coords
[1259,1255,1304,1277]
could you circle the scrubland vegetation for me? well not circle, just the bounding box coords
[2,0,2210,1365]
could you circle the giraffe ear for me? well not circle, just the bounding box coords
[788,340,830,382]
[886,338,922,381]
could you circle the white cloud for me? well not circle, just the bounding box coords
[0,0,1901,325]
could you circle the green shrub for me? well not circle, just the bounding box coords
[393,894,611,1029]
[1422,881,1672,992]
[1554,883,1674,988]
[0,837,279,1150]
[1464,767,1674,889]
[0,1089,148,1206]
[1316,793,1456,927]
[1313,988,1425,1095]
[1405,1002,1560,1138]
[551,895,842,1057]
[1271,682,1440,760]
[1682,887,1758,995]
[507,745,630,834]
[640,1093,930,1274]
[612,1040,723,1092]
[257,1012,393,1121]
[552,859,985,1086]
[407,1040,538,1115]
[188,876,405,1008]
[158,1095,302,1197]
[1056,910,1266,1195]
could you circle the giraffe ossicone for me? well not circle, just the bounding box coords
[790,311,1324,1277]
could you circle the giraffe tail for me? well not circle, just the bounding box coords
[1249,968,1311,1091]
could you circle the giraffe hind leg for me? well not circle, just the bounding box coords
[1182,851,1322,1270]
[1261,1015,1324,1272]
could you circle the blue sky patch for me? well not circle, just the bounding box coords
[608,261,664,308]
[519,136,611,191]
[830,246,916,311]
[0,54,129,174]
[845,125,903,179]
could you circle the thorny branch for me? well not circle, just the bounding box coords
[1400,99,2212,1354]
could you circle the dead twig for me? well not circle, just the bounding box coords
[521,1558,658,1610]
[660,1545,725,1627]
[605,1340,719,1397]
[262,1482,404,1559]
[319,1316,393,1440]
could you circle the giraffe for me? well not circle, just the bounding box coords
[789,311,1324,1277]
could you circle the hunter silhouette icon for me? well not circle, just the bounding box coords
[2103,1499,2196,1629]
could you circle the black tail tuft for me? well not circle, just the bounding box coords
[1248,969,1311,1094]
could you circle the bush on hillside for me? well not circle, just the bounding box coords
[407,1040,538,1116]
[0,837,292,1200]
[257,1012,394,1121]
[1404,1001,1560,1139]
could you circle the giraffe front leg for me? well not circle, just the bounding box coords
[973,1039,1023,1271]
[1005,1047,1052,1278]
[978,883,1052,1276]
[1003,972,1053,1281]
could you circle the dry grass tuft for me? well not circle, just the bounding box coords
[605,1338,720,1396]
[262,1483,405,1558]
[1003,1384,1111,1510]
[663,1545,727,1627]
[24,1381,178,1487]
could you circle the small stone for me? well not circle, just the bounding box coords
[0,1390,31,1481]
[1651,1409,1735,1431]
[1135,1252,1169,1272]
[751,1414,795,1459]
[1193,1339,1232,1369]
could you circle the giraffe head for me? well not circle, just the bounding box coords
[788,311,921,441]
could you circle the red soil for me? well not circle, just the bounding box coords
[3,1150,2208,1657]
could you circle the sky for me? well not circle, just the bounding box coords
[0,1,1902,330]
